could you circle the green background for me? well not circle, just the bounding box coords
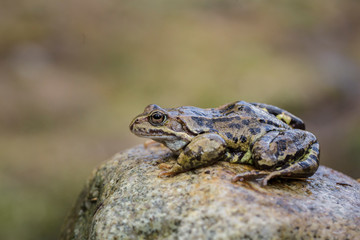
[1,1,359,239]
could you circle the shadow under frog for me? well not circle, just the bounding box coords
[129,101,320,186]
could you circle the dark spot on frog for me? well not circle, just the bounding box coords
[266,120,280,127]
[242,119,250,125]
[191,116,204,126]
[274,147,306,167]
[299,161,310,169]
[309,154,319,163]
[191,118,215,131]
[226,111,235,115]
[296,148,305,158]
[243,106,253,113]
[148,129,167,135]
[238,105,253,113]
[249,128,261,135]
[205,121,214,130]
[240,135,247,143]
[277,139,287,152]
[264,126,275,132]
[233,137,238,143]
[259,119,266,124]
[225,132,233,139]
[204,170,211,174]
[214,117,235,123]
[228,123,241,129]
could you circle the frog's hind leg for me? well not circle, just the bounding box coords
[261,141,320,186]
[250,102,305,130]
[233,130,320,186]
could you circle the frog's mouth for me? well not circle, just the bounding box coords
[131,125,190,151]
[133,128,176,139]
[129,119,179,140]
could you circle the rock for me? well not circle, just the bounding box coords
[61,144,360,240]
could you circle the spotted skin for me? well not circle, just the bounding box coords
[159,133,228,176]
[250,102,305,130]
[232,130,319,185]
[130,101,320,186]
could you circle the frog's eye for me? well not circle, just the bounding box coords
[149,111,167,126]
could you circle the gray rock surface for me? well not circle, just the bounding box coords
[61,144,360,240]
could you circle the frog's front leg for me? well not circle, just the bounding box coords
[233,130,320,186]
[158,133,227,177]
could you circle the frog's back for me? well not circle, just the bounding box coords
[170,101,290,149]
[213,102,289,147]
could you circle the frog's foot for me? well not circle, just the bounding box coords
[143,140,160,149]
[250,131,320,186]
[261,172,282,186]
[232,170,270,183]
[258,142,320,186]
[158,163,172,170]
[232,170,281,186]
[158,163,184,178]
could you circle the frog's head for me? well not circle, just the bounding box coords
[129,104,195,152]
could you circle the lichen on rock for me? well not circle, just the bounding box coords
[61,144,360,240]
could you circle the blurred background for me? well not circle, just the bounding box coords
[1,0,359,239]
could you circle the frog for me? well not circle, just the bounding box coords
[129,101,320,186]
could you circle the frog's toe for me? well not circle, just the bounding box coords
[158,163,184,178]
[261,177,270,186]
[158,163,172,170]
[261,172,282,186]
[143,140,160,149]
[158,170,177,178]
[232,170,268,183]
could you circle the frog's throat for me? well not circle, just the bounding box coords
[161,139,189,152]
[158,130,192,151]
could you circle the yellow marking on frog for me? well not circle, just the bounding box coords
[276,112,292,125]
[225,152,232,159]
[230,154,239,163]
[239,149,252,164]
[261,108,268,112]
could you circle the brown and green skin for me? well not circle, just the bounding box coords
[129,101,320,186]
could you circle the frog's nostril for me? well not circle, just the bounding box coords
[130,119,140,131]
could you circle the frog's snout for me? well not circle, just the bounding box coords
[129,118,140,132]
